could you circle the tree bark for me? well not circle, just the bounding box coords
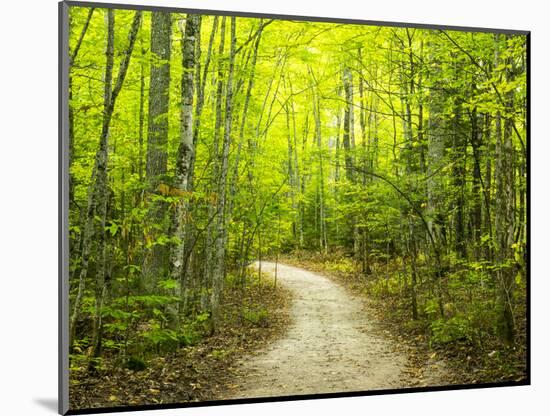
[312,81,327,252]
[203,16,227,312]
[170,13,199,317]
[143,11,172,291]
[494,34,516,344]
[210,16,237,333]
[342,66,359,254]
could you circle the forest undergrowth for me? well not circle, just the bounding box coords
[69,272,291,409]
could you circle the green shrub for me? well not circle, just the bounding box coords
[430,315,473,346]
[242,307,268,326]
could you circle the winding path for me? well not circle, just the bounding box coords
[226,261,429,399]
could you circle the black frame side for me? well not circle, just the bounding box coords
[525,31,531,387]
[59,1,70,415]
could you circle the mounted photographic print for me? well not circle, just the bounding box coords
[59,1,530,414]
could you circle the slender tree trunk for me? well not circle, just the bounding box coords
[138,37,146,184]
[426,56,446,250]
[334,109,342,242]
[451,85,467,258]
[342,68,354,171]
[313,90,328,253]
[190,16,217,187]
[285,102,297,242]
[86,9,115,362]
[210,17,236,333]
[358,49,372,275]
[181,15,216,312]
[204,16,227,312]
[227,20,264,221]
[409,219,419,320]
[170,13,199,319]
[229,26,263,282]
[289,80,303,248]
[494,34,516,344]
[426,44,446,318]
[342,67,359,253]
[484,113,494,259]
[470,106,483,259]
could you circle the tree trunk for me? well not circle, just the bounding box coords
[494,34,516,344]
[342,67,359,253]
[170,13,199,318]
[143,11,172,291]
[451,89,466,259]
[470,107,483,259]
[204,16,227,312]
[313,89,328,253]
[426,43,446,318]
[210,17,236,333]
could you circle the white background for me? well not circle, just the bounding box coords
[0,0,547,414]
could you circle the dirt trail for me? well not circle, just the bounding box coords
[225,261,443,399]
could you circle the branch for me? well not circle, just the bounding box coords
[346,165,443,272]
[110,11,142,110]
[70,7,95,65]
[235,19,274,55]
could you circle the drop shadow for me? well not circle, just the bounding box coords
[34,398,58,413]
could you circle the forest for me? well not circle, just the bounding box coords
[66,4,527,409]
